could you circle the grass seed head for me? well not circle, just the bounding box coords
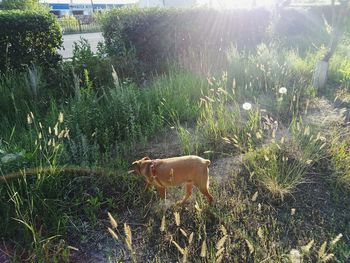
[200,240,207,258]
[108,212,118,229]
[174,212,181,226]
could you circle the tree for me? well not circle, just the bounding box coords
[312,0,349,90]
[0,0,48,11]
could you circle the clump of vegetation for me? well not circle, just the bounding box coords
[1,4,350,263]
[329,132,350,190]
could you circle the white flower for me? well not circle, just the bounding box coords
[279,87,287,94]
[242,102,252,111]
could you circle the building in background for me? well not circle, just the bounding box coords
[41,0,133,16]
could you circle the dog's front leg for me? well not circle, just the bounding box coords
[155,186,166,199]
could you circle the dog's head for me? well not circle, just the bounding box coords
[131,156,151,176]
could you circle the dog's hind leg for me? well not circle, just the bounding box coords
[197,170,214,204]
[199,187,214,204]
[177,182,193,205]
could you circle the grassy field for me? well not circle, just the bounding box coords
[1,18,350,263]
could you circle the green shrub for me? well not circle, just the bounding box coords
[0,10,62,73]
[102,7,270,79]
[71,38,114,91]
[0,0,48,11]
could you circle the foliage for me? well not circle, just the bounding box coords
[227,43,317,122]
[0,10,62,73]
[245,142,308,200]
[329,131,350,190]
[71,38,114,90]
[1,8,350,262]
[0,0,48,11]
[101,7,270,79]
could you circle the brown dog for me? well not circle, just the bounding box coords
[132,155,213,204]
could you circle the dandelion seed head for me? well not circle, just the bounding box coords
[279,87,287,95]
[242,102,252,111]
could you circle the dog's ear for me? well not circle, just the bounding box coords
[142,156,151,161]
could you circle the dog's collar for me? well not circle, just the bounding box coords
[150,159,164,188]
[151,160,157,177]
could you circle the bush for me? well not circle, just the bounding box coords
[0,10,62,73]
[102,7,270,79]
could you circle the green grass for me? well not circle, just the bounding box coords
[1,37,350,262]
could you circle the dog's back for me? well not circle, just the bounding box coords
[156,155,211,188]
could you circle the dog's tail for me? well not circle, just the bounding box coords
[205,159,211,166]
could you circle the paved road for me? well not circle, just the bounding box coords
[59,32,104,59]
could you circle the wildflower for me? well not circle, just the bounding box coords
[279,87,287,94]
[242,102,252,110]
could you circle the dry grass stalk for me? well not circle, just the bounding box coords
[124,223,132,251]
[172,240,185,255]
[180,228,188,237]
[174,212,181,226]
[160,215,166,232]
[108,227,119,240]
[200,240,207,258]
[108,212,118,229]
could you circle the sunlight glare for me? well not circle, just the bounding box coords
[201,0,276,9]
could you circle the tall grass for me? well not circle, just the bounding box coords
[176,72,263,156]
[1,34,350,262]
[245,142,308,199]
[227,43,317,122]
